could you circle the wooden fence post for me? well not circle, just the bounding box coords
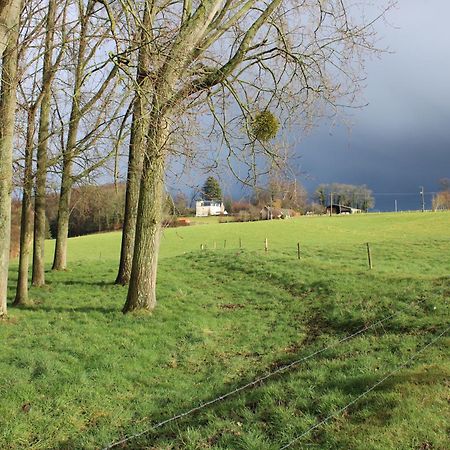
[265,238,268,252]
[297,242,301,260]
[366,242,373,269]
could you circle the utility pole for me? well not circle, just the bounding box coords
[420,186,425,212]
[395,199,398,212]
[330,192,333,216]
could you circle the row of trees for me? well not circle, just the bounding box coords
[48,184,126,238]
[0,0,391,316]
[314,183,375,211]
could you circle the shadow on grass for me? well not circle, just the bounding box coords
[56,279,117,287]
[12,303,119,314]
[43,305,119,314]
[186,251,334,299]
[97,360,450,450]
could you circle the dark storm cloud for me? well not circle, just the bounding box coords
[297,0,450,209]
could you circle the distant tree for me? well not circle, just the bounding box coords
[307,202,326,215]
[279,180,307,211]
[202,177,222,201]
[169,192,190,216]
[433,180,450,211]
[438,178,450,191]
[314,185,328,207]
[69,184,126,236]
[315,183,374,211]
[253,178,307,212]
[432,192,450,211]
[223,196,232,214]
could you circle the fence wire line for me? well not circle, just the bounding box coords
[279,324,450,450]
[103,310,402,449]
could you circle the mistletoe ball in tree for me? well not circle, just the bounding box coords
[251,110,280,142]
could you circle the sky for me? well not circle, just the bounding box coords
[294,0,450,211]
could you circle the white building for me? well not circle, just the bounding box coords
[195,200,227,217]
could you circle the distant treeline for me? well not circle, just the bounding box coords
[314,183,375,211]
[13,179,449,259]
[10,184,126,257]
[47,184,126,238]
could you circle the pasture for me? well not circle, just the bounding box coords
[1,212,449,449]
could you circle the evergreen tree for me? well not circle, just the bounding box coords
[202,177,222,201]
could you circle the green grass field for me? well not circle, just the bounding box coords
[1,212,449,449]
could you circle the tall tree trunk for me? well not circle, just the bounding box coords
[0,1,20,316]
[115,3,152,285]
[14,109,35,305]
[115,99,147,285]
[123,118,167,313]
[52,0,117,270]
[32,0,56,286]
[51,156,72,271]
[51,1,88,271]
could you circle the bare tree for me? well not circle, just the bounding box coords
[0,0,21,316]
[13,0,58,305]
[51,0,125,271]
[115,1,153,285]
[32,0,61,287]
[105,0,393,313]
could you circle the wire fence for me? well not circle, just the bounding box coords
[102,308,425,450]
[280,324,449,449]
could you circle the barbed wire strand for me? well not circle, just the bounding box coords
[279,324,450,450]
[103,310,402,449]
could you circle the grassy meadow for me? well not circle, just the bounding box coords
[1,212,449,449]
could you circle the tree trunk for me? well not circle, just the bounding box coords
[51,2,87,271]
[115,3,152,285]
[0,2,20,316]
[51,0,117,270]
[123,120,167,313]
[115,100,147,285]
[0,0,20,56]
[14,110,35,305]
[32,0,56,286]
[52,158,72,271]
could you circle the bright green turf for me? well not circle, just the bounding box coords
[1,211,449,449]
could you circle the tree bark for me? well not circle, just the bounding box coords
[13,109,35,305]
[122,118,167,313]
[115,103,146,285]
[51,155,72,270]
[115,3,153,285]
[32,0,56,286]
[0,0,20,56]
[0,0,20,316]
